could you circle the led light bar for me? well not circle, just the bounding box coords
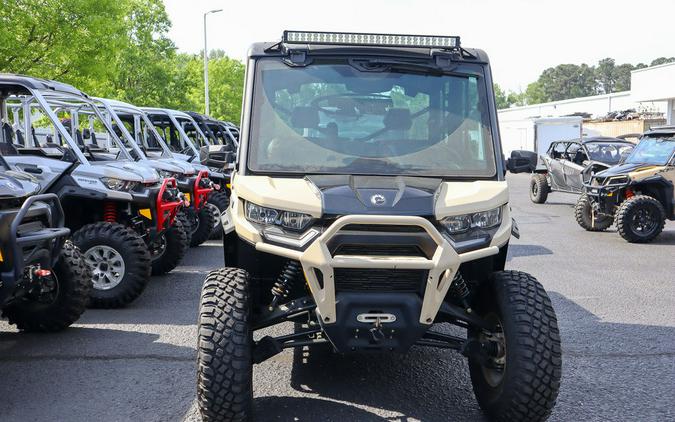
[283,30,460,49]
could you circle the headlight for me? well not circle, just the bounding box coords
[100,177,137,192]
[158,170,176,179]
[441,207,502,234]
[245,201,313,231]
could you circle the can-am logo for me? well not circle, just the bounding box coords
[370,194,386,206]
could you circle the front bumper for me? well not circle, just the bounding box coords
[251,214,501,325]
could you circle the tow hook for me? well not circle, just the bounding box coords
[357,313,396,344]
[33,268,52,278]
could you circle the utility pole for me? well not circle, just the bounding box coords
[203,9,223,115]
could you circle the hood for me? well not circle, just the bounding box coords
[306,175,442,216]
[139,159,184,175]
[596,162,658,178]
[101,161,160,182]
[157,158,195,175]
[0,172,40,199]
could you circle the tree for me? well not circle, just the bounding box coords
[536,63,597,102]
[650,57,675,66]
[494,83,509,109]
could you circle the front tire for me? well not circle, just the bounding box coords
[529,174,549,204]
[197,268,253,422]
[616,195,666,243]
[72,222,151,308]
[574,193,612,231]
[190,203,219,247]
[2,242,92,332]
[150,218,189,275]
[208,191,229,240]
[469,271,562,422]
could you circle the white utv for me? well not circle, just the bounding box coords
[197,32,562,422]
[0,75,184,307]
[141,107,225,244]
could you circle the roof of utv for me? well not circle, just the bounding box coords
[580,136,633,145]
[142,107,192,119]
[247,42,489,63]
[95,97,144,114]
[644,125,675,136]
[0,73,86,96]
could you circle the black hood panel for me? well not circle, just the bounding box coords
[306,175,441,216]
[596,163,655,177]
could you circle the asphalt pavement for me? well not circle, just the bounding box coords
[1,173,674,422]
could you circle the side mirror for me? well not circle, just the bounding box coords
[506,150,537,173]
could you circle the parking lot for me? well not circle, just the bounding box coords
[1,172,673,422]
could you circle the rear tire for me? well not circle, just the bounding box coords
[208,191,229,240]
[73,222,151,308]
[529,174,549,204]
[151,218,189,275]
[197,268,253,422]
[2,241,92,332]
[190,203,219,247]
[616,195,666,243]
[574,193,612,231]
[468,271,562,422]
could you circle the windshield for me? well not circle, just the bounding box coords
[586,142,634,165]
[626,137,675,166]
[248,58,496,177]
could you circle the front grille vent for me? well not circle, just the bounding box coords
[334,268,427,293]
[334,244,426,257]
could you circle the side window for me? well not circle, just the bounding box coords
[566,143,583,162]
[552,142,567,159]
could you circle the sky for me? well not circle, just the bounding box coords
[163,0,674,92]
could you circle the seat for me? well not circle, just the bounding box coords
[383,108,412,131]
[290,107,319,129]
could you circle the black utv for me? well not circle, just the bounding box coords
[1,156,91,331]
[575,127,675,242]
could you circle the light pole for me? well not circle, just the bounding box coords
[203,8,223,116]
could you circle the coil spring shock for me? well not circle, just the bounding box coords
[270,260,302,309]
[449,271,472,312]
[103,201,117,223]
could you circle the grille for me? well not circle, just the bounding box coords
[334,268,427,293]
[334,244,426,257]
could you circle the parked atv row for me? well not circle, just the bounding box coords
[0,75,238,318]
[508,130,675,243]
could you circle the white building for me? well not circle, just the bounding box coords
[498,61,675,155]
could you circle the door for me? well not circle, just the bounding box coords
[562,142,585,192]
[546,142,568,189]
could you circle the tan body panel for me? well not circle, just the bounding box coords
[434,181,509,218]
[233,174,322,217]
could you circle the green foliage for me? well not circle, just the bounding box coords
[496,56,675,107]
[0,0,243,123]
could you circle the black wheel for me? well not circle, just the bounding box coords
[208,191,229,240]
[529,174,549,204]
[574,193,612,231]
[190,203,219,247]
[2,241,92,332]
[197,268,253,422]
[72,222,151,308]
[468,271,562,422]
[150,218,189,276]
[176,210,193,246]
[616,195,666,243]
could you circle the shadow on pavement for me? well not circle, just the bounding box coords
[507,243,554,259]
[254,396,390,422]
[272,291,675,422]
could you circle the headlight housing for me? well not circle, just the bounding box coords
[158,170,176,179]
[245,201,313,231]
[100,177,137,192]
[440,207,502,234]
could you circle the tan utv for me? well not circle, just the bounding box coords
[576,126,675,242]
[196,31,562,422]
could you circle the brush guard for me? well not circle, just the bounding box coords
[0,194,69,295]
[156,177,183,232]
[193,170,213,210]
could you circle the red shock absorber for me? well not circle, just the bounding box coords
[103,201,118,222]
